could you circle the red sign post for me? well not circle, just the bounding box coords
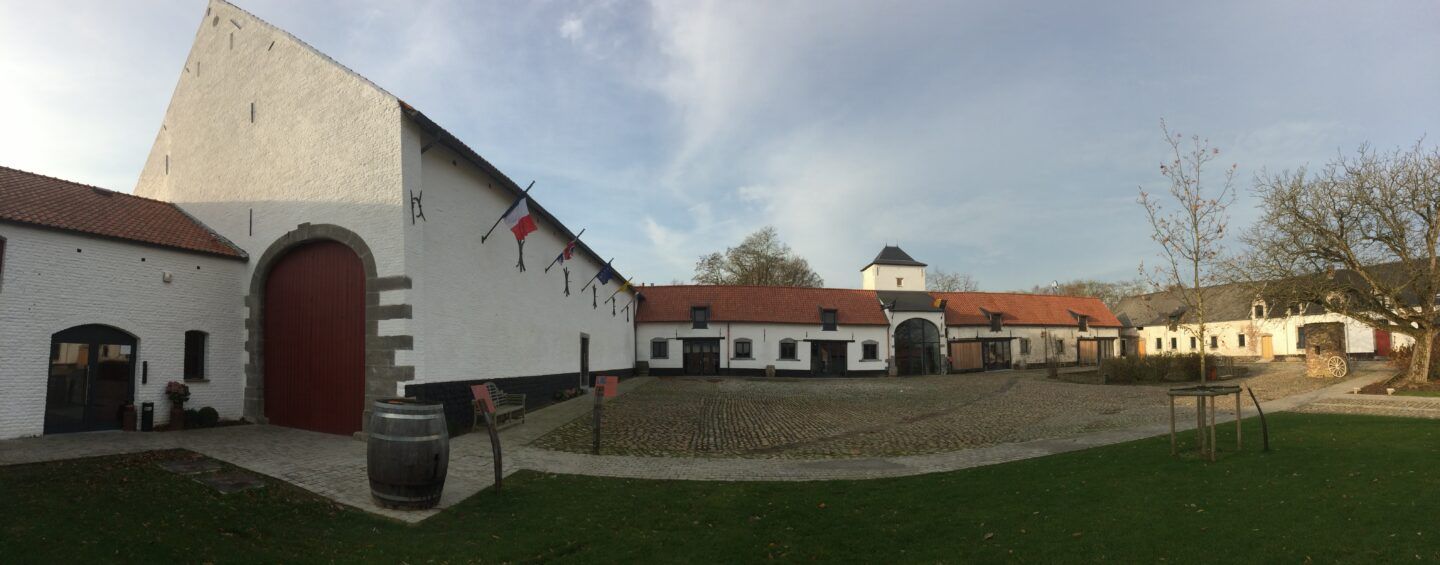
[591,376,619,454]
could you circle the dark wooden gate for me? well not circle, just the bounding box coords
[263,241,365,435]
[810,341,848,376]
[683,339,720,375]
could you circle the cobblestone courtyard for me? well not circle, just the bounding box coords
[532,362,1391,458]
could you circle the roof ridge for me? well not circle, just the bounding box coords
[643,284,877,293]
[931,290,1108,300]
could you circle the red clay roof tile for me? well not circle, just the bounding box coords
[636,285,889,326]
[933,292,1122,327]
[0,166,246,259]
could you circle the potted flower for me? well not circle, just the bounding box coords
[165,381,191,430]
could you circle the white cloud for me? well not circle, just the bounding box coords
[559,15,585,42]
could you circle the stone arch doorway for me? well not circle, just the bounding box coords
[263,240,366,435]
[243,224,412,436]
[44,324,137,434]
[894,318,941,376]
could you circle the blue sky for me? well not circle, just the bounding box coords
[3,0,1439,290]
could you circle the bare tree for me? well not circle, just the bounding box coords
[1138,120,1237,382]
[1020,278,1150,310]
[693,226,824,287]
[1241,143,1440,384]
[928,268,979,292]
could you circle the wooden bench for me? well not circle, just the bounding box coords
[471,382,526,430]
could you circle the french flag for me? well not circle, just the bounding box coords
[503,197,538,241]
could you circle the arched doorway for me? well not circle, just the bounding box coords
[263,240,365,435]
[45,325,136,434]
[894,318,941,375]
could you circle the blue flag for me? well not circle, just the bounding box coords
[596,263,614,285]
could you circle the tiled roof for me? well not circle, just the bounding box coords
[933,292,1123,328]
[861,245,926,269]
[636,285,890,326]
[0,166,246,259]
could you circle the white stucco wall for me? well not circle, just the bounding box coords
[132,0,409,291]
[862,264,926,291]
[0,224,246,438]
[1132,313,1408,358]
[636,322,889,373]
[403,135,635,386]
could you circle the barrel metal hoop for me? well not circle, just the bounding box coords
[373,493,441,502]
[370,432,444,442]
[375,412,440,420]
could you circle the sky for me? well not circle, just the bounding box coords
[3,0,1439,290]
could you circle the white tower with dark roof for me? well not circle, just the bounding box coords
[860,245,927,291]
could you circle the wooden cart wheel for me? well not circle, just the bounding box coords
[1326,356,1348,378]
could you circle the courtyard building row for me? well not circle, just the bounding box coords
[636,246,1123,377]
[1114,281,1414,361]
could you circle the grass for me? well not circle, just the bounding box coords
[2,413,1439,563]
[1395,389,1440,398]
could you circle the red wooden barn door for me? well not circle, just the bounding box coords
[1375,329,1392,357]
[263,241,365,435]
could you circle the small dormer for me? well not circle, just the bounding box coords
[981,308,1003,332]
[860,245,927,291]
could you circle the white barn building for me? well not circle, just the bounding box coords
[0,0,635,439]
[1114,282,1412,361]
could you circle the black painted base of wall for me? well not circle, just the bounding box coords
[648,367,889,379]
[404,368,634,435]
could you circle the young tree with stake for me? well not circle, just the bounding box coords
[1138,120,1237,383]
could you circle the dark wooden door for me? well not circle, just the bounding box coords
[264,241,365,435]
[810,342,848,376]
[580,336,591,387]
[683,339,720,375]
[1374,330,1392,357]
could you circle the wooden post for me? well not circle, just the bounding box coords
[1195,396,1206,455]
[1169,395,1177,456]
[1208,395,1217,462]
[1235,390,1242,450]
[482,410,503,492]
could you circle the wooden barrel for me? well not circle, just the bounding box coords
[367,398,450,510]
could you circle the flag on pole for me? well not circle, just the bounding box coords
[544,228,586,274]
[581,259,615,293]
[606,280,633,304]
[503,197,538,241]
[931,297,945,308]
[502,196,537,271]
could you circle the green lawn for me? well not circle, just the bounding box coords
[3,413,1439,563]
[1396,389,1440,398]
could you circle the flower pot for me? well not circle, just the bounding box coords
[170,406,186,431]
